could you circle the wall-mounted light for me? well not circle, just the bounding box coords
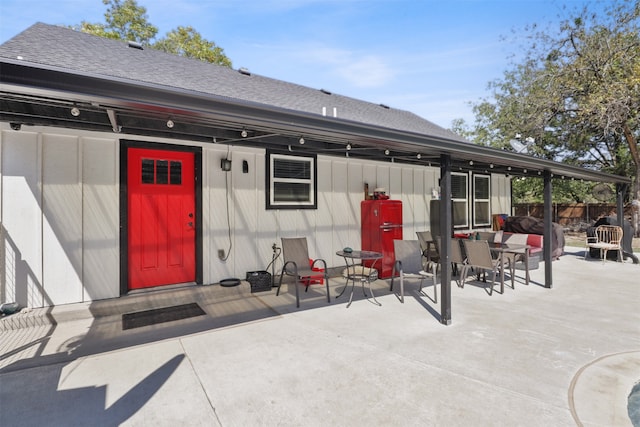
[299,137,305,145]
[221,158,232,171]
[490,164,494,169]
[469,160,474,166]
[166,119,174,128]
[416,154,421,159]
[346,143,352,150]
[71,107,80,117]
[384,149,390,155]
[507,166,512,171]
[523,169,527,173]
[241,129,248,138]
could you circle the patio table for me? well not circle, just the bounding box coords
[336,250,382,308]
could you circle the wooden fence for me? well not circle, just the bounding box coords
[512,203,622,227]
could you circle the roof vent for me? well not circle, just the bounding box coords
[320,88,332,95]
[238,67,251,76]
[128,41,143,50]
[379,103,390,109]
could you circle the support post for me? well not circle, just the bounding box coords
[439,154,452,325]
[543,171,553,288]
[616,183,626,262]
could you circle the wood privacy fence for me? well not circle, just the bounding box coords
[512,203,622,227]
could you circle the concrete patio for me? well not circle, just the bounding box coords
[1,245,639,426]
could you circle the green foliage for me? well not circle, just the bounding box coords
[79,0,157,44]
[456,1,640,202]
[153,26,231,67]
[512,177,607,203]
[76,0,232,67]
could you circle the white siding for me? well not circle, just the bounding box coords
[0,124,512,307]
[82,137,119,300]
[42,134,83,305]
[1,130,44,307]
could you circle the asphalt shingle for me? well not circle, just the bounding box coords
[0,23,467,143]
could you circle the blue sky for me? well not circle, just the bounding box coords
[0,0,599,128]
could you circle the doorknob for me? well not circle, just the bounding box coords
[188,213,194,218]
[188,222,193,227]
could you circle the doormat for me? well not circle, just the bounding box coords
[122,303,206,330]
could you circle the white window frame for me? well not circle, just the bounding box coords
[266,151,317,209]
[451,172,468,229]
[472,174,491,227]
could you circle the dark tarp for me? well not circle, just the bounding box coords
[504,216,565,260]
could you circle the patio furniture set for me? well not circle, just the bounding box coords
[273,232,534,308]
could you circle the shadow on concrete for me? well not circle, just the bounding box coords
[0,354,184,426]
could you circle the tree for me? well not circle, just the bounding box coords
[153,26,232,67]
[79,0,158,44]
[77,0,232,67]
[458,1,640,203]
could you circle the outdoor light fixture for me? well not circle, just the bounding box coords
[346,143,352,150]
[70,107,80,117]
[299,137,305,145]
[384,149,390,155]
[241,129,248,138]
[507,166,512,171]
[523,169,527,173]
[469,160,474,166]
[490,164,494,168]
[221,158,232,171]
[166,119,174,128]
[416,153,421,159]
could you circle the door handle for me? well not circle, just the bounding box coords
[188,213,194,218]
[188,222,193,227]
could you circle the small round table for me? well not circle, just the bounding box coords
[336,250,382,308]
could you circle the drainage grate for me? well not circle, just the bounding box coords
[122,303,206,330]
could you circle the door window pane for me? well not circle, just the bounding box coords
[141,159,154,184]
[156,160,168,184]
[170,161,182,185]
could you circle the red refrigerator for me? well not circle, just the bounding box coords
[361,200,403,279]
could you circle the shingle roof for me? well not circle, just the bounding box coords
[0,22,466,143]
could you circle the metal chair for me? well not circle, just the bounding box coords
[390,240,437,303]
[502,232,528,286]
[461,239,509,295]
[416,231,438,266]
[276,237,330,308]
[450,238,467,287]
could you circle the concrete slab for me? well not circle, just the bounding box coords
[1,246,639,426]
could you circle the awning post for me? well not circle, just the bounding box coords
[543,171,553,288]
[439,154,452,325]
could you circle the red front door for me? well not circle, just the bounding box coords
[128,148,196,289]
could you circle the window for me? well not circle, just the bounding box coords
[473,174,491,227]
[266,151,317,209]
[140,158,182,185]
[451,173,468,228]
